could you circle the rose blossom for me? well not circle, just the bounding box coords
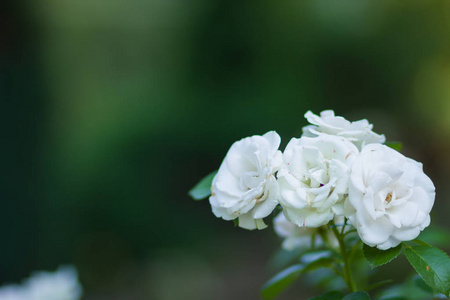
[210,131,283,230]
[277,135,358,228]
[25,266,82,300]
[345,143,435,250]
[302,110,386,150]
[0,266,82,300]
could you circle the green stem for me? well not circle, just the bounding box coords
[330,221,357,292]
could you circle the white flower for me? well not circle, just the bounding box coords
[0,266,82,300]
[25,266,82,300]
[345,144,435,250]
[273,212,320,251]
[210,131,283,230]
[302,110,386,150]
[0,285,25,300]
[277,135,358,228]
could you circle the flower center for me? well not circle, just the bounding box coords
[385,192,393,204]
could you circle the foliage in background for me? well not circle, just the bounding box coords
[2,0,450,298]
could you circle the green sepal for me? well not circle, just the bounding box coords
[188,170,217,200]
[385,142,403,152]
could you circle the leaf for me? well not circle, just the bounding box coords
[366,279,394,291]
[301,250,333,265]
[385,142,403,152]
[363,243,402,268]
[342,291,371,300]
[261,264,304,300]
[188,171,217,200]
[412,274,433,294]
[303,258,336,273]
[404,244,450,297]
[308,290,344,300]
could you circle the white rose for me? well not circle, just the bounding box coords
[25,266,82,300]
[0,285,24,300]
[210,131,283,230]
[345,144,435,250]
[278,135,359,228]
[0,266,82,300]
[302,110,386,150]
[274,212,320,251]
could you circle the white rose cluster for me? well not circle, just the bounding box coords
[209,110,435,250]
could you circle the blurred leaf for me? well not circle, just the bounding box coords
[385,142,402,152]
[261,264,304,300]
[304,268,346,291]
[267,247,303,272]
[342,291,370,300]
[308,290,344,300]
[262,250,340,299]
[366,279,394,291]
[233,218,239,227]
[188,171,217,200]
[417,226,450,247]
[363,244,402,268]
[404,244,450,297]
[303,257,336,273]
[301,250,334,265]
[412,274,433,294]
[376,274,434,300]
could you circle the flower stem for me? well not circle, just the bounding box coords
[330,221,357,292]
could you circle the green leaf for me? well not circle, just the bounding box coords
[363,243,402,268]
[404,244,450,297]
[366,279,394,291]
[342,291,370,300]
[412,274,433,294]
[261,264,304,300]
[301,250,333,264]
[386,142,403,152]
[308,290,344,300]
[303,257,336,273]
[188,171,217,200]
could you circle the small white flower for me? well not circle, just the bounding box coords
[278,135,358,228]
[302,110,386,150]
[0,285,25,300]
[345,144,435,250]
[25,266,82,300]
[0,266,82,300]
[210,131,283,230]
[273,212,320,251]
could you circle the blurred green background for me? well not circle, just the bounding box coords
[2,0,450,299]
